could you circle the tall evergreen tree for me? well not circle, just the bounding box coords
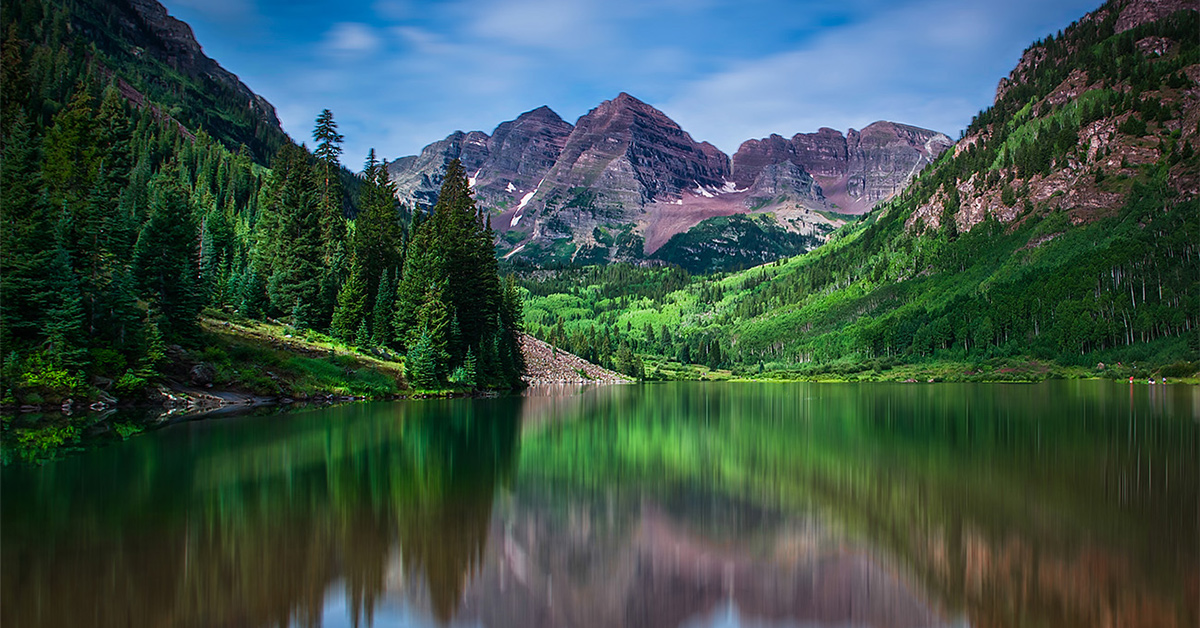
[371,269,395,347]
[312,109,348,328]
[255,143,325,328]
[132,161,204,342]
[331,258,369,342]
[0,114,54,348]
[355,149,403,301]
[392,159,522,387]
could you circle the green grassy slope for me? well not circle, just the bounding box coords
[517,1,1199,380]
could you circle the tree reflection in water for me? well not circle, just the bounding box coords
[2,381,1197,628]
[1,398,522,628]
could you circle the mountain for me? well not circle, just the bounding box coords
[386,94,951,271]
[721,0,1200,366]
[518,0,1198,376]
[4,0,289,162]
[387,106,573,212]
[732,123,954,214]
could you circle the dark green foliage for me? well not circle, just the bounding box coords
[408,282,452,385]
[651,214,822,273]
[331,262,370,342]
[312,110,348,328]
[393,159,522,387]
[256,144,325,329]
[132,162,203,341]
[371,270,396,347]
[355,149,404,310]
[1119,115,1147,137]
[0,2,306,400]
[2,0,287,163]
[0,114,56,349]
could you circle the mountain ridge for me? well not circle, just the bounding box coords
[387,93,951,270]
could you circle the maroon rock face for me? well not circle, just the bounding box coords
[386,107,574,211]
[386,93,951,264]
[733,123,951,214]
[537,93,730,212]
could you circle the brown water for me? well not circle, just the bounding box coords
[2,381,1197,627]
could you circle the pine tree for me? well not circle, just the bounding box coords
[405,331,438,389]
[312,109,344,217]
[355,149,403,307]
[496,275,525,386]
[312,109,347,329]
[41,88,97,211]
[371,269,395,346]
[0,114,55,348]
[413,281,452,380]
[132,161,204,341]
[256,143,325,328]
[43,241,87,369]
[393,209,438,350]
[331,260,369,341]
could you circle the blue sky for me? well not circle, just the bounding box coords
[161,0,1102,169]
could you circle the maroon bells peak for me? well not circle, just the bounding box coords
[386,93,952,267]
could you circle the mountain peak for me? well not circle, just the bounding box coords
[613,91,643,105]
[517,105,566,125]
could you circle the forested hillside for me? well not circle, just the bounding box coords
[1,0,288,163]
[518,0,1199,380]
[0,0,524,407]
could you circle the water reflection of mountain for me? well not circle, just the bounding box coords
[2,382,1196,628]
[510,382,1199,628]
[437,498,955,628]
[1,399,522,628]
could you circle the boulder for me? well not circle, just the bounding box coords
[189,363,216,386]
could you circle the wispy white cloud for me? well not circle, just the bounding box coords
[373,0,412,21]
[662,0,1097,150]
[182,0,1101,167]
[466,0,604,51]
[323,22,383,57]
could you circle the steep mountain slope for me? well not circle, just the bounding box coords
[732,123,953,214]
[2,0,289,163]
[519,0,1198,375]
[386,95,950,271]
[716,0,1200,367]
[387,107,573,213]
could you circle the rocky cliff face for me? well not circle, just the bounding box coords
[535,93,729,210]
[386,107,574,212]
[996,0,1194,103]
[476,106,574,203]
[388,130,492,208]
[909,0,1198,236]
[387,95,950,268]
[733,123,952,214]
[120,0,284,146]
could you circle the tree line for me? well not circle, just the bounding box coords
[0,11,523,400]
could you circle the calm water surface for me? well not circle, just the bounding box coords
[2,381,1197,627]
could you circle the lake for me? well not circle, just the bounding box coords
[2,381,1197,627]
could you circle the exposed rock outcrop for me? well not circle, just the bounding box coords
[520,334,631,385]
[387,95,950,268]
[120,0,284,148]
[733,123,953,214]
[912,0,1198,236]
[388,130,492,208]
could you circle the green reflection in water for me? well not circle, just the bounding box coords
[2,398,522,627]
[515,381,1198,628]
[1,381,1196,628]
